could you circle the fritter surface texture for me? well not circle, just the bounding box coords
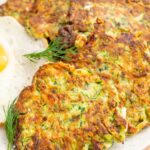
[16,62,127,150]
[0,0,149,41]
[0,0,70,39]
[68,20,150,135]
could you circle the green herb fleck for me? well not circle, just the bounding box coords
[24,37,77,62]
[4,99,19,150]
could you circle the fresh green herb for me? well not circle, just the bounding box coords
[24,37,77,62]
[4,99,19,150]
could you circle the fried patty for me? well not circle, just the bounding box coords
[0,0,70,39]
[0,0,35,24]
[15,62,127,150]
[0,0,149,41]
[67,20,150,135]
[69,0,149,34]
[25,0,70,39]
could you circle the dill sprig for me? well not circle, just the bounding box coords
[24,37,77,62]
[4,99,19,150]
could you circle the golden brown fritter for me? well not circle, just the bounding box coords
[0,0,70,39]
[1,0,149,41]
[2,0,148,41]
[0,0,35,24]
[15,62,127,150]
[60,0,149,46]
[69,0,149,38]
[67,20,150,135]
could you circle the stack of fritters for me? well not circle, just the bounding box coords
[0,0,150,149]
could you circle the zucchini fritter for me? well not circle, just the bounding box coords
[0,0,70,39]
[0,0,35,24]
[1,0,149,41]
[69,0,149,34]
[16,62,127,150]
[68,20,150,135]
[25,0,70,39]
